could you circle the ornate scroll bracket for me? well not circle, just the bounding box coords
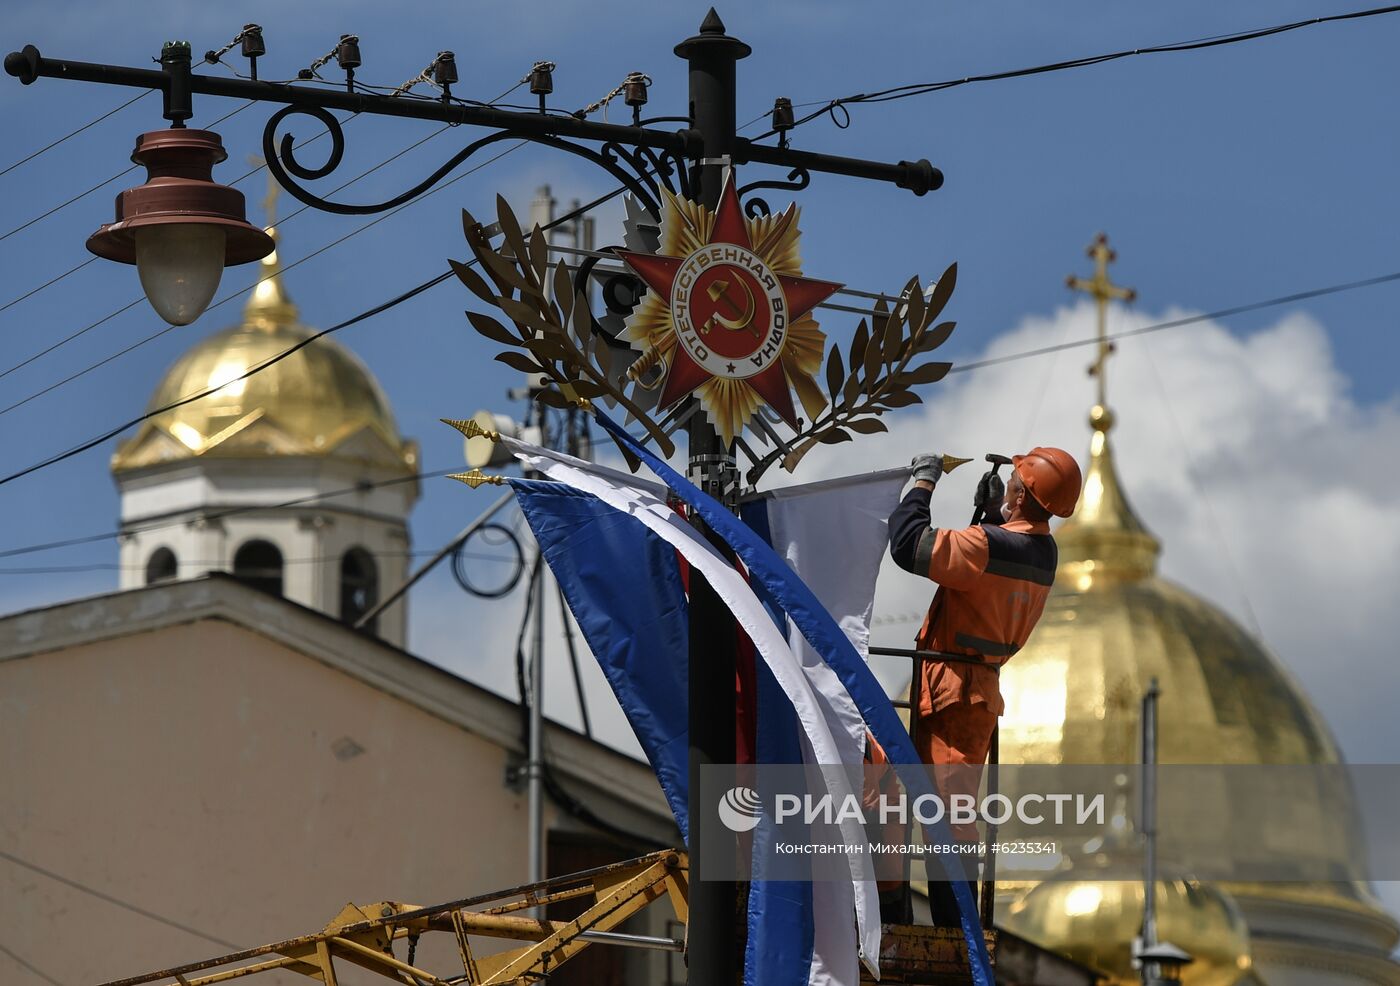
[261,105,691,220]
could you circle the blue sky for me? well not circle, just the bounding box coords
[2,5,1398,734]
[4,0,1400,727]
[4,0,1400,958]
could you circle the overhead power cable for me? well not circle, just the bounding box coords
[0,941,65,986]
[0,848,240,951]
[753,3,1400,137]
[0,265,445,486]
[947,269,1400,377]
[0,74,535,311]
[0,100,256,244]
[0,169,632,489]
[0,123,492,409]
[0,257,98,316]
[0,467,454,561]
[2,269,1387,558]
[0,79,531,391]
[0,109,335,315]
[0,89,151,179]
[0,111,341,380]
[3,228,1397,491]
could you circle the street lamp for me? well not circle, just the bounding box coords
[86,127,274,326]
[44,40,277,326]
[1136,942,1193,984]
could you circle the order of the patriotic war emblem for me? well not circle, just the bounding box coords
[451,170,959,479]
[615,172,842,444]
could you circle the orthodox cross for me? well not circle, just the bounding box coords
[1067,233,1135,408]
[247,153,280,227]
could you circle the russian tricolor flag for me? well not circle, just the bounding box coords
[502,413,995,986]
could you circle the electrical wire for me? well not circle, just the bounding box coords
[0,257,98,316]
[0,848,240,950]
[0,271,441,482]
[0,165,137,244]
[0,126,497,414]
[1,80,527,388]
[749,3,1400,139]
[947,269,1400,378]
[0,90,152,180]
[9,4,1383,315]
[0,941,65,986]
[0,307,169,409]
[0,100,256,244]
[1136,314,1267,640]
[0,112,330,319]
[0,172,636,488]
[0,115,350,378]
[0,468,454,561]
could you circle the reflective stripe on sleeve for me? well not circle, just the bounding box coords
[914,526,937,577]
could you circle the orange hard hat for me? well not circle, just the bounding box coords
[1012,446,1083,518]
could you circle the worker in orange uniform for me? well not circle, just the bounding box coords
[883,446,1082,926]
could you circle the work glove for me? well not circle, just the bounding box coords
[974,470,1005,512]
[910,454,944,485]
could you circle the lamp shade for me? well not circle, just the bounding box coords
[135,224,225,326]
[88,129,274,324]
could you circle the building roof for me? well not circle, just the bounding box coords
[0,572,675,840]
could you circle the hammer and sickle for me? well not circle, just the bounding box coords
[701,277,758,338]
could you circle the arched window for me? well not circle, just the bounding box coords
[145,547,178,585]
[340,547,379,633]
[233,540,283,597]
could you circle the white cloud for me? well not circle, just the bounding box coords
[794,301,1400,763]
[411,299,1400,766]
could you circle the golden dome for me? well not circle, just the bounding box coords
[999,405,1339,768]
[989,402,1395,979]
[112,229,417,474]
[1006,873,1252,986]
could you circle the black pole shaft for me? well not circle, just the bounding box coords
[676,10,750,986]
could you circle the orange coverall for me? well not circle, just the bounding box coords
[887,486,1058,842]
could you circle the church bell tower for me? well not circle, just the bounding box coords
[110,181,419,647]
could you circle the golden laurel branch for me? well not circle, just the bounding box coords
[451,195,674,470]
[742,264,958,485]
[450,194,959,482]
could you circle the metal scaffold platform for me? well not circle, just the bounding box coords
[866,926,998,985]
[99,852,690,986]
[93,849,999,986]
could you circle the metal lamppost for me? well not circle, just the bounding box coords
[6,14,942,982]
[673,14,749,982]
[1135,678,1194,985]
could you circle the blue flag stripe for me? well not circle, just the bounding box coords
[593,412,995,986]
[511,478,691,840]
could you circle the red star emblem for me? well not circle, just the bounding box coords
[615,173,842,427]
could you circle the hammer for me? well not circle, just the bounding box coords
[970,453,1013,525]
